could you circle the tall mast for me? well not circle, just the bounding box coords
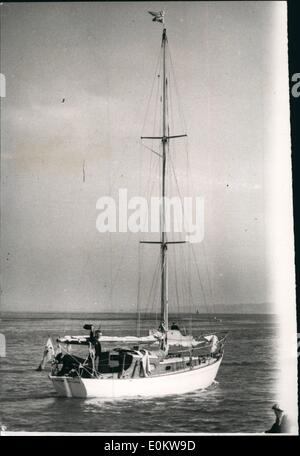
[140,16,187,333]
[161,27,168,330]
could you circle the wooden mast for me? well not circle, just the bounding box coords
[161,27,168,330]
[140,16,187,333]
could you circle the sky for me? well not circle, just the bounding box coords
[0,1,293,313]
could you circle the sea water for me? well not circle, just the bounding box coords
[0,313,278,433]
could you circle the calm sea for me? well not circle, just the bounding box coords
[0,313,279,433]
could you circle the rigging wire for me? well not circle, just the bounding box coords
[140,46,163,137]
[137,30,217,328]
[167,44,194,323]
[171,244,181,320]
[136,240,142,337]
[110,232,132,292]
[137,45,163,321]
[167,42,187,133]
[168,39,217,322]
[190,243,214,323]
[147,252,162,314]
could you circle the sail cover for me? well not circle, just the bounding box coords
[57,334,160,345]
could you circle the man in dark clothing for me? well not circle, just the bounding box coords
[266,404,290,433]
[89,327,102,372]
[170,322,180,331]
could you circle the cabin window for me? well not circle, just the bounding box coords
[165,365,171,371]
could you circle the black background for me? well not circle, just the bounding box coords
[289,0,300,444]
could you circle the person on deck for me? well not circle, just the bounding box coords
[158,322,166,332]
[170,322,180,331]
[89,328,102,372]
[266,404,289,433]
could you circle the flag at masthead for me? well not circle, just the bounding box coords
[148,10,165,25]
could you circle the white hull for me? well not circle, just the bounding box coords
[50,356,222,398]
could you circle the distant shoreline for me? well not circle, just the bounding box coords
[0,311,277,321]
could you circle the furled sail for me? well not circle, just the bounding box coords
[56,334,161,345]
